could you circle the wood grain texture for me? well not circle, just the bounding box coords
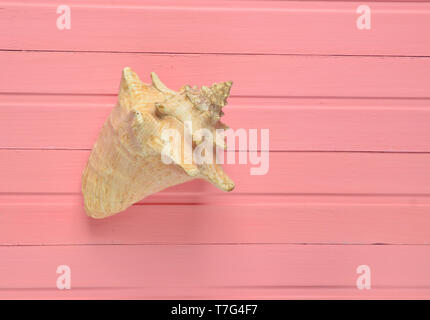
[1,244,430,299]
[1,51,430,97]
[1,1,430,56]
[1,195,430,245]
[2,150,430,195]
[2,95,430,152]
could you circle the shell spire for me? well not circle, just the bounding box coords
[81,68,235,218]
[202,81,233,107]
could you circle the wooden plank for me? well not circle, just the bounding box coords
[4,287,430,300]
[1,150,430,195]
[2,95,430,152]
[1,195,430,245]
[1,1,430,56]
[1,244,430,299]
[1,52,430,97]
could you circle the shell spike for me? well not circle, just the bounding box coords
[118,67,145,110]
[200,162,235,192]
[151,72,177,95]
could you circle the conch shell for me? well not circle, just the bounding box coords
[82,67,235,218]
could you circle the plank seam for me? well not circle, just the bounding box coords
[3,147,430,154]
[3,49,430,59]
[1,243,430,247]
[3,93,430,100]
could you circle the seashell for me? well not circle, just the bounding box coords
[82,67,235,218]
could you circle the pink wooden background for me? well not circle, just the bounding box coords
[1,0,430,299]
